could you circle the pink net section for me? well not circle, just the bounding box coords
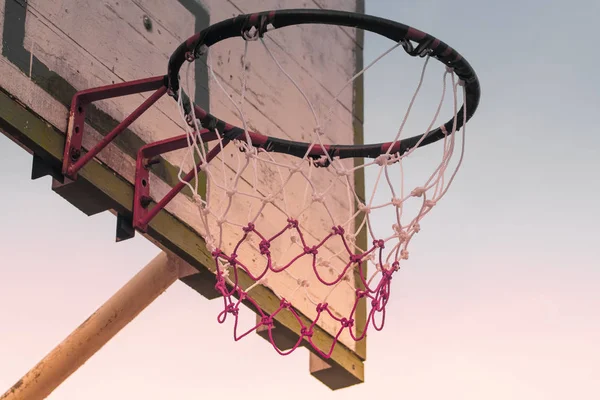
[211,219,391,357]
[175,27,468,358]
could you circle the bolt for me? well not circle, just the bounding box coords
[140,196,152,208]
[144,157,160,169]
[143,15,152,31]
[70,148,81,161]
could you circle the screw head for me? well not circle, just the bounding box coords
[143,15,152,31]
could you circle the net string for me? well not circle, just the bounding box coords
[174,28,468,358]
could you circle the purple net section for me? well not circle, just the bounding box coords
[211,218,395,358]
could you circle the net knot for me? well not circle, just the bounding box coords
[358,203,371,214]
[225,303,239,316]
[311,192,325,203]
[382,268,394,280]
[304,246,318,255]
[411,187,426,197]
[335,166,350,177]
[350,254,362,264]
[259,240,271,255]
[211,248,222,258]
[214,280,226,293]
[287,218,299,228]
[199,162,209,172]
[413,223,421,233]
[316,303,328,313]
[341,318,354,328]
[333,226,345,235]
[280,299,291,309]
[391,197,403,208]
[375,154,396,166]
[300,327,313,337]
[392,261,400,271]
[226,189,236,198]
[373,239,385,249]
[398,230,409,242]
[242,26,260,41]
[228,253,238,266]
[243,222,255,233]
[193,195,209,215]
[425,200,436,208]
[400,249,409,260]
[260,316,273,327]
[356,289,367,299]
[237,141,258,159]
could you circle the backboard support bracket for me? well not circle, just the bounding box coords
[133,132,229,233]
[58,73,233,240]
[62,76,168,180]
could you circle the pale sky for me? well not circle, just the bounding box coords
[1,0,599,399]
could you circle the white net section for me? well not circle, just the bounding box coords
[173,29,467,357]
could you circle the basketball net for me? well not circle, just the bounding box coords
[173,29,467,358]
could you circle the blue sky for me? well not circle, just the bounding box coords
[1,0,599,399]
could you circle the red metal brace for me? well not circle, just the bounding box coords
[62,75,167,179]
[133,130,230,232]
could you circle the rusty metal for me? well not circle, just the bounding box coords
[133,131,230,232]
[62,75,167,179]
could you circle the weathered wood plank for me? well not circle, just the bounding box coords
[25,0,194,167]
[227,0,358,111]
[139,0,358,121]
[311,0,363,51]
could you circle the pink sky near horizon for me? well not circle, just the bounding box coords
[1,136,598,398]
[2,0,600,398]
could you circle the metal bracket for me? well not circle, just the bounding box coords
[62,75,167,180]
[60,75,232,239]
[133,131,230,232]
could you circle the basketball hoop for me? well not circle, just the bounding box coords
[58,8,479,359]
[159,9,481,358]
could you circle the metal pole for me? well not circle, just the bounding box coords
[1,251,197,400]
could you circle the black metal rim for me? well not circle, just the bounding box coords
[167,9,481,160]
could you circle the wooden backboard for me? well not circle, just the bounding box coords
[0,0,366,389]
